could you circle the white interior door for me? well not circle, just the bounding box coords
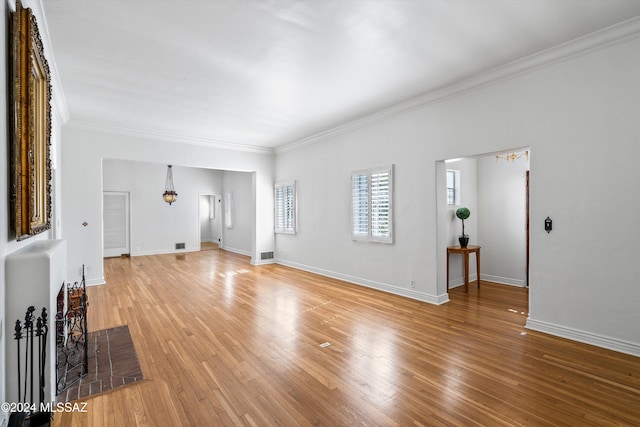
[103,191,130,257]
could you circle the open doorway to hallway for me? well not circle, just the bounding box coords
[199,194,222,251]
[438,147,530,297]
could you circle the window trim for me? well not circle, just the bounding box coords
[274,181,296,234]
[351,165,393,244]
[447,169,461,206]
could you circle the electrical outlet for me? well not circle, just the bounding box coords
[410,280,415,289]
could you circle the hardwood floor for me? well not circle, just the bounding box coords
[52,249,640,426]
[200,242,219,251]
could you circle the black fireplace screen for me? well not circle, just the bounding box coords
[55,266,88,395]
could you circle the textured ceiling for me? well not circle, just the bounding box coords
[42,0,640,150]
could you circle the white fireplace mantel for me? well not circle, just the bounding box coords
[4,239,67,405]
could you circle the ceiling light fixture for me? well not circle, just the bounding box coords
[163,165,178,205]
[496,150,529,163]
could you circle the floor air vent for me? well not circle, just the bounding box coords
[261,251,274,260]
[175,243,185,250]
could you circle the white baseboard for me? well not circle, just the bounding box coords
[448,274,525,288]
[276,259,448,305]
[480,274,525,287]
[447,273,478,289]
[214,246,273,265]
[526,318,640,357]
[86,276,106,287]
[251,257,276,266]
[131,248,199,257]
[221,246,251,257]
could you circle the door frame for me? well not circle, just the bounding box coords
[437,148,530,297]
[198,193,222,249]
[526,170,530,287]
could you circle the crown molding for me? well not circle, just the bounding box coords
[276,15,640,154]
[66,120,275,154]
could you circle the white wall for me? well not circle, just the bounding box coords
[276,31,640,354]
[103,160,225,255]
[525,39,640,352]
[477,153,530,287]
[275,115,446,304]
[221,171,253,256]
[1,0,66,408]
[61,126,274,285]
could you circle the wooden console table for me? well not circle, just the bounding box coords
[447,245,481,293]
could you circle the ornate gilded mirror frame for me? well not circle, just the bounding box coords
[10,0,53,240]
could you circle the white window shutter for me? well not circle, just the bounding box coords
[275,185,285,232]
[370,170,391,241]
[285,185,295,230]
[351,165,393,243]
[351,173,369,239]
[274,181,296,234]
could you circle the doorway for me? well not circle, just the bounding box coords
[438,148,530,294]
[199,194,222,250]
[103,191,130,257]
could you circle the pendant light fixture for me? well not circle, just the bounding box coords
[163,165,178,205]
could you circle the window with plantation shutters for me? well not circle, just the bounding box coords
[275,181,296,234]
[351,165,393,243]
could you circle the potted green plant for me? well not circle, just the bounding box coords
[456,207,470,247]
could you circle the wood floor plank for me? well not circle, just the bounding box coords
[51,249,640,426]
